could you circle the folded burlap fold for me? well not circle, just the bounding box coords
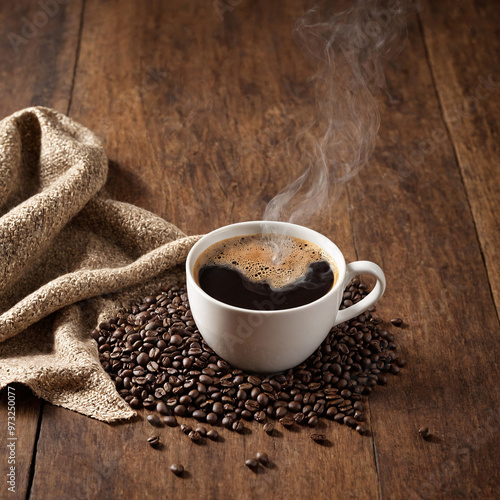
[0,107,200,422]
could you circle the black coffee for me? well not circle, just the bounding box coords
[194,234,336,311]
[198,260,333,310]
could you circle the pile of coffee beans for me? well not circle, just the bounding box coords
[94,279,405,435]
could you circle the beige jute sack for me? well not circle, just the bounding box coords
[0,106,201,422]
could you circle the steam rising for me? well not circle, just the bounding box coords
[263,0,410,226]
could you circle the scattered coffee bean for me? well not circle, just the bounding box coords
[294,413,306,425]
[146,414,161,427]
[232,420,244,433]
[276,407,288,419]
[356,425,368,435]
[97,282,404,438]
[222,417,233,429]
[196,426,207,437]
[353,401,364,411]
[147,435,160,448]
[245,458,259,471]
[206,430,219,441]
[254,410,266,422]
[156,402,169,415]
[170,464,184,476]
[188,430,202,443]
[163,416,177,427]
[192,409,207,421]
[181,424,192,435]
[310,433,328,444]
[354,411,365,422]
[256,452,269,467]
[308,416,319,427]
[391,318,403,327]
[419,427,431,440]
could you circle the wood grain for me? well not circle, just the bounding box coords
[0,385,41,500]
[418,0,500,317]
[1,0,500,499]
[0,0,83,116]
[30,1,378,499]
[346,4,500,498]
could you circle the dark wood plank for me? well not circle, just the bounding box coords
[346,5,500,499]
[418,0,500,316]
[0,0,83,116]
[0,386,41,499]
[0,2,83,499]
[29,1,380,499]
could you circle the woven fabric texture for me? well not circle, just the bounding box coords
[0,107,200,422]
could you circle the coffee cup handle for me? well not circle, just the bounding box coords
[333,261,386,326]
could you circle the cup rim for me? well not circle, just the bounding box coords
[186,221,346,315]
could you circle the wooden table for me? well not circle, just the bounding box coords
[1,1,499,498]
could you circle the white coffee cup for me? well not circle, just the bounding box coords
[186,221,386,373]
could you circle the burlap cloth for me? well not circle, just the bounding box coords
[0,106,201,422]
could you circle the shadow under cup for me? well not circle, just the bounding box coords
[186,221,385,374]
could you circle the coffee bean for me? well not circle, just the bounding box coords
[257,393,269,407]
[250,387,261,399]
[207,429,219,440]
[156,402,169,415]
[308,416,319,427]
[391,318,403,327]
[245,458,259,471]
[254,410,266,422]
[196,426,207,437]
[136,353,149,366]
[232,420,244,433]
[147,414,161,427]
[244,400,260,413]
[344,416,357,428]
[294,413,306,425]
[170,334,183,346]
[181,424,192,435]
[206,412,218,424]
[334,412,345,423]
[276,407,288,419]
[310,433,327,444]
[170,464,184,476]
[189,430,202,443]
[222,417,233,429]
[326,406,338,418]
[419,427,431,440]
[98,282,403,439]
[147,435,160,448]
[353,401,364,411]
[163,416,177,427]
[199,375,212,385]
[248,375,262,386]
[174,405,186,417]
[354,411,365,421]
[256,452,269,466]
[192,409,206,421]
[356,425,368,435]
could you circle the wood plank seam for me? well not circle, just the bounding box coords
[415,9,500,327]
[66,0,86,116]
[25,400,45,500]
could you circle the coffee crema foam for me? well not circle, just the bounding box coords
[194,233,337,290]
